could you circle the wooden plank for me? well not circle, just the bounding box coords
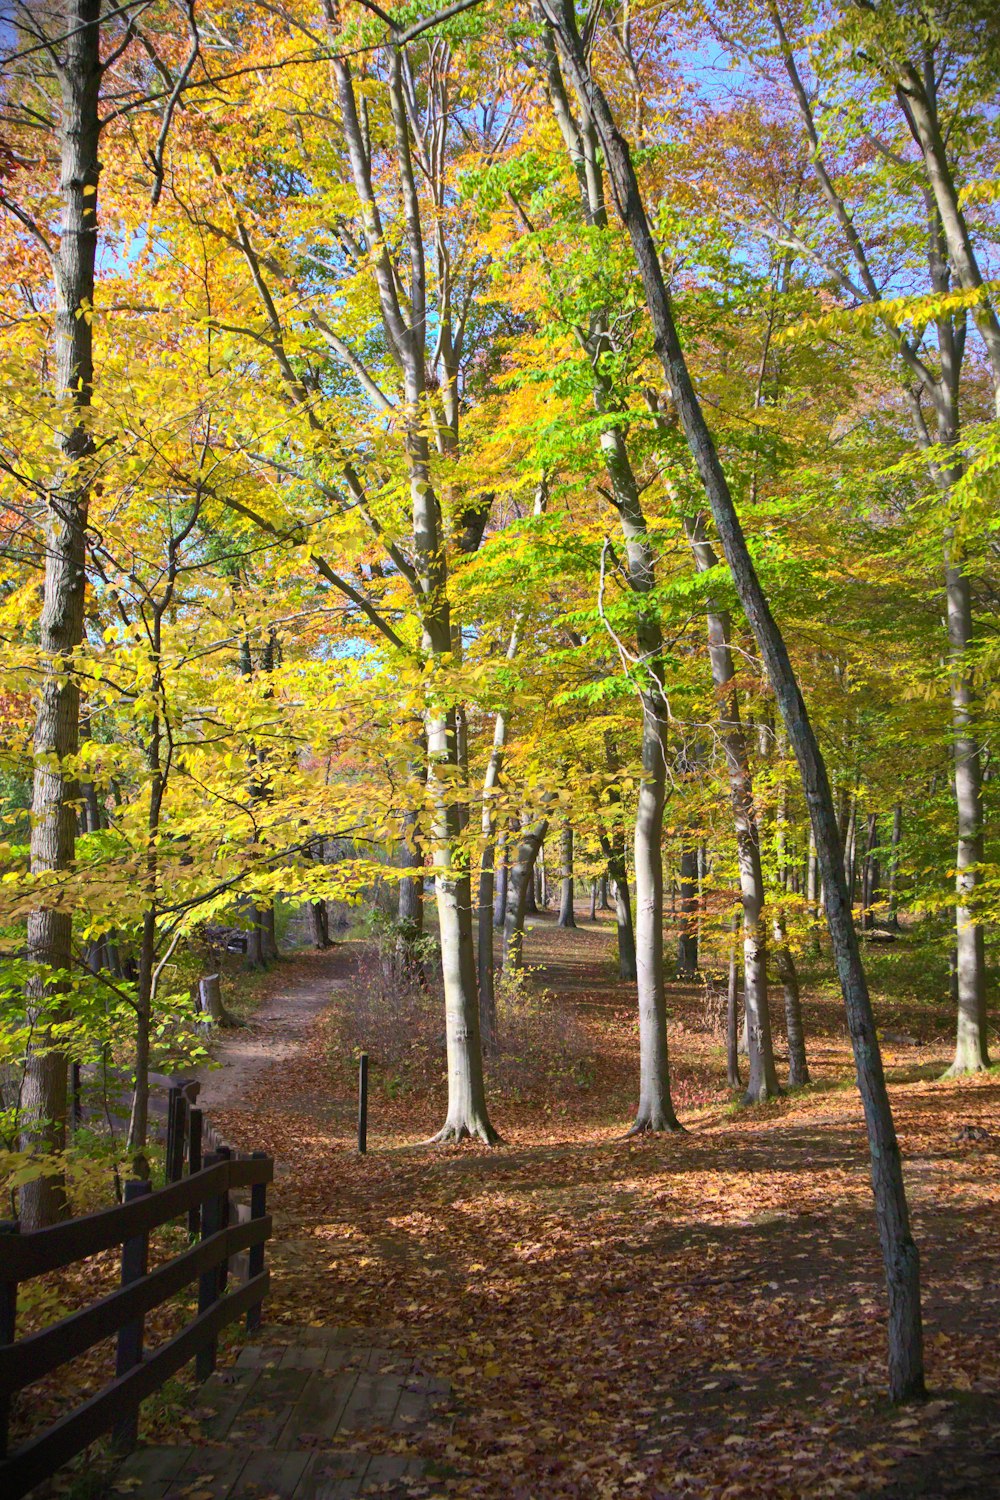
[0,1217,271,1397]
[162,1446,248,1499]
[113,1445,190,1488]
[303,1449,369,1498]
[276,1370,359,1448]
[338,1371,404,1433]
[235,1448,313,1495]
[194,1368,260,1441]
[226,1367,313,1447]
[5,1157,272,1281]
[0,1272,269,1500]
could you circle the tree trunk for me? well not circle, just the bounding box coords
[493,830,509,928]
[544,8,923,1395]
[310,901,331,949]
[198,974,226,1025]
[523,812,540,914]
[244,903,264,969]
[680,512,780,1104]
[477,593,533,1050]
[773,918,809,1087]
[599,872,611,910]
[426,708,497,1142]
[630,697,681,1132]
[589,879,598,921]
[20,0,102,1231]
[677,841,699,976]
[503,819,548,971]
[727,911,741,1089]
[398,814,424,936]
[557,821,576,927]
[540,29,676,1128]
[861,813,879,931]
[844,795,857,903]
[260,905,278,962]
[807,821,821,952]
[886,804,902,928]
[334,48,496,1145]
[945,567,989,1073]
[610,850,637,982]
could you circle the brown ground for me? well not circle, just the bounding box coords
[197,912,1000,1499]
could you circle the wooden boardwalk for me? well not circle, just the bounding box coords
[113,1326,450,1499]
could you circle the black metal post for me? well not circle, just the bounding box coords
[0,1220,18,1461]
[187,1106,203,1236]
[113,1180,153,1450]
[357,1052,368,1154]
[246,1152,268,1333]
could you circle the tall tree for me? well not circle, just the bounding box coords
[12,0,103,1229]
[538,0,924,1401]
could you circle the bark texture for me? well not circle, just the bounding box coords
[557,821,577,927]
[503,819,548,971]
[21,0,102,1230]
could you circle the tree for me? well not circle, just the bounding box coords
[537,0,924,1402]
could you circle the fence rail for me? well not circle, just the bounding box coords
[0,1144,273,1500]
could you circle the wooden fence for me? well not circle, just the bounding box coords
[0,1124,273,1500]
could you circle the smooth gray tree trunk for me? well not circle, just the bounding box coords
[946,569,989,1073]
[493,830,509,928]
[727,912,741,1089]
[557,821,576,927]
[334,51,497,1143]
[20,0,102,1230]
[679,512,780,1103]
[540,26,677,1128]
[503,819,548,971]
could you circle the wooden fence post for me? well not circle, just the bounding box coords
[113,1180,153,1450]
[187,1107,203,1236]
[196,1150,228,1381]
[165,1086,181,1184]
[168,1094,188,1185]
[246,1152,268,1334]
[0,1220,18,1461]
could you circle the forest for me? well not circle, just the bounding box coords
[1,0,999,1496]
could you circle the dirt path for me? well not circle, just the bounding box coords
[191,914,1000,1500]
[196,946,352,1113]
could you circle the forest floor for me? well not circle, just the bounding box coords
[187,910,1000,1499]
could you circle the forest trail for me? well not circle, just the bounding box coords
[196,947,355,1114]
[150,914,1000,1500]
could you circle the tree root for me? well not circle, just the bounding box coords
[942,1055,989,1079]
[422,1119,504,1147]
[741,1083,784,1106]
[624,1111,685,1136]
